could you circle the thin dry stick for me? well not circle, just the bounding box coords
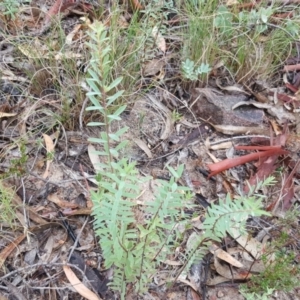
[20,178,31,244]
[209,135,270,146]
[67,217,89,262]
[28,171,95,186]
[0,263,86,281]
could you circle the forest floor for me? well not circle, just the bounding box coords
[0,0,300,299]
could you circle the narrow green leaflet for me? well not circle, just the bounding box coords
[107,90,125,106]
[105,77,124,92]
[87,122,105,126]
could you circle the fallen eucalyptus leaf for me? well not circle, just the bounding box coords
[152,26,166,52]
[42,133,55,178]
[209,244,244,268]
[132,138,153,158]
[88,144,102,172]
[214,256,251,280]
[63,265,102,300]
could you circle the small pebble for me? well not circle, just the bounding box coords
[217,290,225,298]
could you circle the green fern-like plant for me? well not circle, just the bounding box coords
[203,177,274,240]
[175,178,274,278]
[181,58,211,81]
[85,22,192,298]
[85,21,276,299]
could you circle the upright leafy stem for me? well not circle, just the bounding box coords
[86,22,127,168]
[85,22,191,298]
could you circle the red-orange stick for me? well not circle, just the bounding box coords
[207,149,289,177]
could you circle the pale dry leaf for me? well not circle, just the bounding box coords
[269,119,282,135]
[241,250,254,261]
[47,193,78,209]
[131,0,144,10]
[226,0,239,5]
[118,14,129,28]
[214,256,251,280]
[132,138,153,158]
[216,79,250,95]
[220,85,250,95]
[154,68,165,81]
[63,265,102,300]
[18,121,27,136]
[147,94,174,140]
[88,144,102,172]
[39,235,54,262]
[163,259,182,266]
[7,182,48,225]
[206,275,231,286]
[206,151,219,163]
[191,216,202,229]
[79,16,92,26]
[0,234,27,268]
[161,115,173,140]
[62,208,91,216]
[209,244,244,268]
[177,278,199,293]
[232,101,270,110]
[179,119,201,128]
[1,70,29,82]
[143,59,165,77]
[229,228,263,259]
[42,134,55,178]
[209,141,233,150]
[0,112,16,118]
[212,124,267,135]
[55,52,83,60]
[15,211,27,227]
[282,73,289,84]
[66,24,82,45]
[18,41,47,59]
[152,26,166,52]
[242,257,266,273]
[204,137,211,148]
[153,271,169,286]
[227,247,244,255]
[227,248,266,273]
[230,229,276,265]
[213,60,225,69]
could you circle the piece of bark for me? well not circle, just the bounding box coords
[191,88,265,127]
